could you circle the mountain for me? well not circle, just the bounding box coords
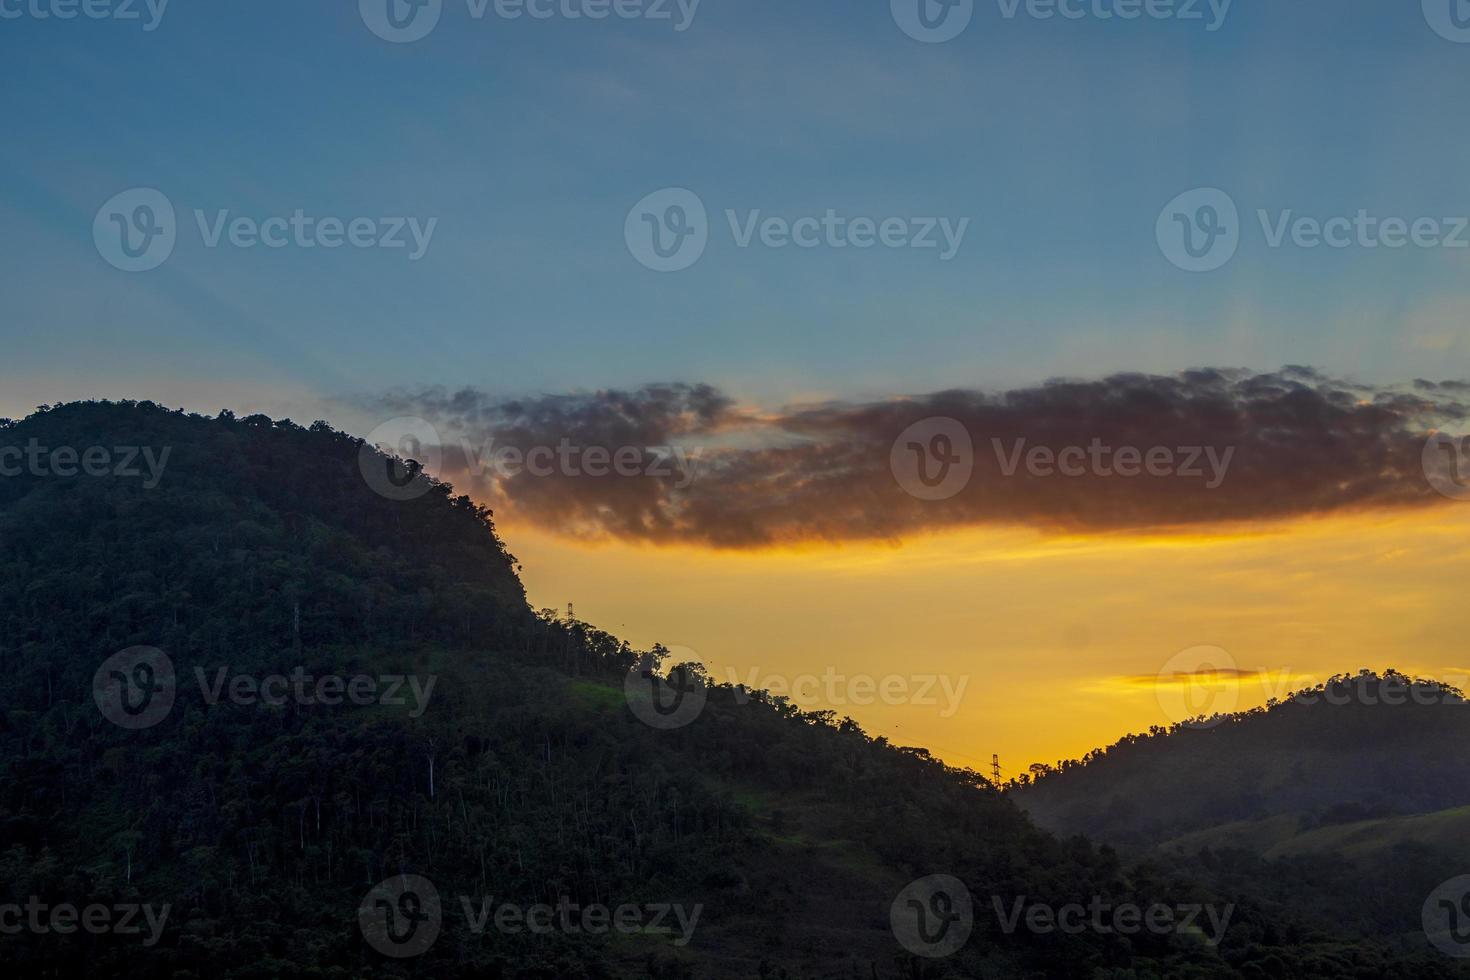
[1011,674,1470,967]
[1012,673,1470,849]
[0,401,1465,979]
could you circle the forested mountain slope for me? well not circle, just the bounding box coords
[0,401,1462,979]
[1013,674,1470,848]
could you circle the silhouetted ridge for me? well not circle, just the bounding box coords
[1014,669,1470,846]
[0,404,1465,978]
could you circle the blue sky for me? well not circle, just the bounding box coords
[2,0,1468,421]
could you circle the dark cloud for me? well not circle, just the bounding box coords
[359,369,1470,548]
[1121,668,1271,687]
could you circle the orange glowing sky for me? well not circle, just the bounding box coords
[7,382,1465,775]
[503,504,1470,775]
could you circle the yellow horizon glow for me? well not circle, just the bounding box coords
[499,503,1470,775]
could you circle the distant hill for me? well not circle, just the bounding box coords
[1010,673,1470,965]
[1158,806,1470,866]
[1012,672,1470,849]
[1,402,1466,978]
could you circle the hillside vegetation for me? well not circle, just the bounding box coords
[0,401,1464,979]
[1013,673,1470,848]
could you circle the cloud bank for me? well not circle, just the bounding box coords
[360,367,1470,548]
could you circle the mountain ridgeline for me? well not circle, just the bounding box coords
[1013,672,1470,848]
[0,401,1466,979]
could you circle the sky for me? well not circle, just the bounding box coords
[3,0,1470,771]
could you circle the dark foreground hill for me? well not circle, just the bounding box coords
[0,401,1465,979]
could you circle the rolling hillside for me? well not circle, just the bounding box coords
[1013,674,1470,848]
[0,401,1464,978]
